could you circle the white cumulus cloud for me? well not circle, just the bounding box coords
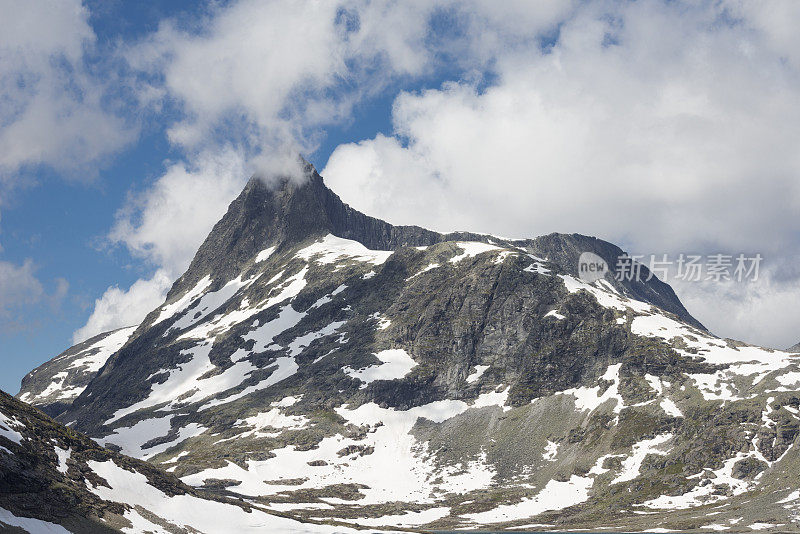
[73,149,248,343]
[71,269,172,344]
[0,0,134,181]
[322,0,800,347]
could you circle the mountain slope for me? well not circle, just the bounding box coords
[0,390,387,533]
[789,342,800,353]
[2,390,370,533]
[16,166,699,418]
[18,327,136,418]
[27,165,800,531]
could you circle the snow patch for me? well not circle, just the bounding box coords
[201,356,299,411]
[643,452,757,509]
[182,398,495,506]
[610,433,673,485]
[66,326,136,375]
[464,474,595,524]
[296,234,392,266]
[0,411,24,445]
[254,246,276,263]
[287,321,346,356]
[543,440,559,461]
[523,255,551,274]
[344,349,418,386]
[748,523,778,530]
[368,312,391,331]
[560,364,625,414]
[170,275,250,332]
[449,242,502,263]
[473,386,511,411]
[407,263,441,280]
[0,507,70,533]
[466,365,489,384]
[86,459,356,533]
[234,409,310,439]
[54,446,71,474]
[153,276,213,326]
[560,275,651,313]
[660,398,683,417]
[493,251,515,264]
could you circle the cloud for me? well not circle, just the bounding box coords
[0,0,135,181]
[126,0,418,161]
[0,259,67,333]
[322,0,800,346]
[73,148,249,342]
[0,259,44,315]
[72,269,172,344]
[73,0,800,349]
[126,0,574,162]
[675,268,800,350]
[108,148,248,274]
[727,0,800,69]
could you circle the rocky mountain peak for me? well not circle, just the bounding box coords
[163,165,327,303]
[527,233,703,330]
[148,165,702,332]
[158,164,441,314]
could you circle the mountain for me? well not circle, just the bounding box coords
[18,164,800,531]
[0,389,363,533]
[18,327,136,418]
[17,167,700,412]
[789,343,800,353]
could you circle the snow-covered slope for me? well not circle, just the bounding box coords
[0,390,370,534]
[17,326,136,417]
[25,166,800,532]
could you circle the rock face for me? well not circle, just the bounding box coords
[1,390,360,533]
[17,327,136,418]
[19,165,800,532]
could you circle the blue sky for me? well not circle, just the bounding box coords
[2,0,800,394]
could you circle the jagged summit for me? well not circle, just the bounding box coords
[161,165,446,308]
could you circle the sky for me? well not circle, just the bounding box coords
[1,0,799,394]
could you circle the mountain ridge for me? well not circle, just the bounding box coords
[146,165,702,333]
